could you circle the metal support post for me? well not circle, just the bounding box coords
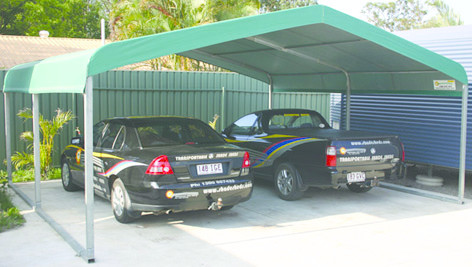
[458,84,468,204]
[32,94,41,209]
[220,87,225,131]
[4,93,12,182]
[83,76,95,262]
[345,74,351,130]
[268,75,273,110]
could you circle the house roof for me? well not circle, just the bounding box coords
[0,35,106,70]
[2,5,468,96]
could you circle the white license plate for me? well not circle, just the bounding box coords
[347,172,366,183]
[196,163,223,175]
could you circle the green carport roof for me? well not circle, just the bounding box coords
[2,5,468,96]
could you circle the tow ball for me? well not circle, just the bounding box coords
[208,197,224,211]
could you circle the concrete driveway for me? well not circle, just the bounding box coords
[1,179,472,267]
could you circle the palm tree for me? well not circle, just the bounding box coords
[109,0,260,71]
[11,108,74,179]
[109,0,210,70]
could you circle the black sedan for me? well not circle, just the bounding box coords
[61,116,253,223]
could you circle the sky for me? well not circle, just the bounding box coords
[317,0,472,26]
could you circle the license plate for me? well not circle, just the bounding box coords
[347,172,366,183]
[196,163,223,175]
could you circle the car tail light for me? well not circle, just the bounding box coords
[242,151,251,168]
[146,155,174,175]
[326,146,337,167]
[401,142,405,162]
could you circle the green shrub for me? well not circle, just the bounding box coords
[0,207,25,232]
[0,181,25,232]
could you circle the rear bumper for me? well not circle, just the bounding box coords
[128,178,253,212]
[297,163,400,188]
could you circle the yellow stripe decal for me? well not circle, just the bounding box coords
[65,145,124,160]
[93,153,124,160]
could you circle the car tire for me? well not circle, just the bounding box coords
[274,163,304,201]
[61,161,79,192]
[347,183,373,193]
[111,179,141,223]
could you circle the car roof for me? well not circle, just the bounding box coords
[102,116,199,127]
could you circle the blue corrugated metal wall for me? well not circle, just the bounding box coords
[331,25,472,170]
[1,70,331,169]
[337,91,472,170]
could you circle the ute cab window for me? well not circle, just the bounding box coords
[267,112,329,131]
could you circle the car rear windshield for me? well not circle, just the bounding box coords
[136,119,225,147]
[267,112,329,130]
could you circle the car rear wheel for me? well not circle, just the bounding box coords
[111,179,141,223]
[347,183,373,193]
[61,161,79,192]
[274,163,304,201]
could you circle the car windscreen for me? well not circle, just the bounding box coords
[135,119,225,147]
[267,112,329,131]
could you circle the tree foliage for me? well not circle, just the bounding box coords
[0,0,103,38]
[23,0,102,38]
[207,0,260,21]
[422,0,463,28]
[362,0,463,32]
[0,0,27,35]
[260,0,317,13]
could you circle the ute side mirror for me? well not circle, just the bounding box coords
[71,136,83,147]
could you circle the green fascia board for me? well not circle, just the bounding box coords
[2,5,468,94]
[4,49,94,94]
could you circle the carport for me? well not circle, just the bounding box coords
[2,5,468,263]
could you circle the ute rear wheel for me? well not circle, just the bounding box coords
[347,183,373,193]
[111,179,141,223]
[61,161,79,192]
[274,163,304,201]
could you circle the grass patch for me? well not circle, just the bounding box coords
[0,179,25,232]
[0,168,61,183]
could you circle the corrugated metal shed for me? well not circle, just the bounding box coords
[331,25,472,170]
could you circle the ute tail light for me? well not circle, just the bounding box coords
[401,142,405,162]
[326,146,337,167]
[146,155,174,175]
[242,151,251,168]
